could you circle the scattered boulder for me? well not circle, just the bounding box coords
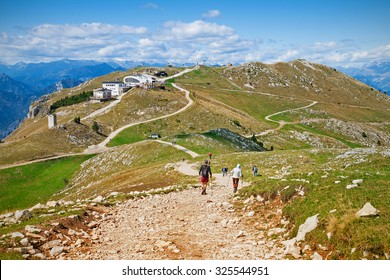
[311,252,323,260]
[15,210,32,221]
[352,179,363,185]
[346,179,363,189]
[25,225,41,233]
[88,221,99,229]
[346,184,358,189]
[33,253,46,260]
[11,232,24,239]
[296,214,319,241]
[356,203,378,217]
[50,246,63,257]
[29,203,47,211]
[42,240,62,250]
[46,201,60,208]
[19,238,29,246]
[93,196,104,203]
[281,238,300,258]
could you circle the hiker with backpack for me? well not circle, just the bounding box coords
[222,167,228,177]
[199,160,212,195]
[252,165,258,177]
[231,164,243,193]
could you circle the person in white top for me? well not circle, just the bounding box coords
[231,164,243,193]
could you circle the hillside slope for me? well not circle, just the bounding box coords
[0,61,389,261]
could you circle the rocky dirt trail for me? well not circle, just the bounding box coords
[68,162,290,260]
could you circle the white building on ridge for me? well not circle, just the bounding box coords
[123,74,157,87]
[92,88,112,101]
[102,82,129,97]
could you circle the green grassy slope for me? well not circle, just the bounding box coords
[0,155,94,214]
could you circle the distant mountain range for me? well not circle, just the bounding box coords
[0,59,128,138]
[338,61,390,94]
[0,73,36,138]
[0,59,128,93]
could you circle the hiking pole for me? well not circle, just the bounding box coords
[226,174,230,187]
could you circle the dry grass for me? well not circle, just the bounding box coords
[326,212,358,237]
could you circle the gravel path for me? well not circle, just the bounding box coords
[74,162,288,260]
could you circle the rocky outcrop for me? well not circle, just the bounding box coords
[27,95,50,119]
[205,128,266,152]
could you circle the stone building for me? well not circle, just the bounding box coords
[48,114,57,129]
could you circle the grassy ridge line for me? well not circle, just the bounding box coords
[0,155,94,214]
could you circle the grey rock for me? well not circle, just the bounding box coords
[93,196,104,203]
[352,179,363,185]
[42,239,62,250]
[33,253,46,260]
[346,184,358,189]
[281,238,300,258]
[296,214,319,241]
[25,225,41,233]
[15,210,32,221]
[11,232,24,238]
[46,201,60,208]
[356,202,378,217]
[26,232,47,242]
[312,252,323,260]
[19,238,29,246]
[88,221,99,228]
[29,203,47,211]
[75,239,84,246]
[50,246,63,256]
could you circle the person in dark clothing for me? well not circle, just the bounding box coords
[199,160,212,195]
[252,165,258,176]
[222,167,228,177]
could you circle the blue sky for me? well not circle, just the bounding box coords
[0,0,389,67]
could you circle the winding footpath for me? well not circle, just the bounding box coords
[71,161,288,260]
[256,100,318,136]
[83,82,194,154]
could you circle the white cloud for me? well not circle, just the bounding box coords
[143,3,159,9]
[314,41,337,48]
[0,20,389,68]
[30,23,147,39]
[203,10,221,18]
[276,50,300,61]
[163,20,234,40]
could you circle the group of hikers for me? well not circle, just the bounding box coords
[198,157,260,195]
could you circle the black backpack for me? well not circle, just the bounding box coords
[201,165,210,178]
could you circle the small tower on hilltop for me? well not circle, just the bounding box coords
[48,114,57,129]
